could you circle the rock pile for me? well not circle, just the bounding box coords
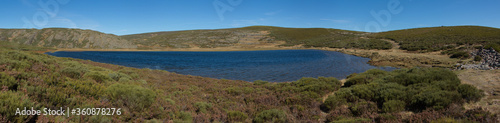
[457,48,500,70]
[477,48,500,68]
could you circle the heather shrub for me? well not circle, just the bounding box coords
[227,111,248,122]
[0,91,37,122]
[105,83,156,111]
[253,109,287,123]
[84,71,111,83]
[0,72,17,90]
[382,100,406,113]
[194,102,212,113]
[458,84,484,102]
[108,72,132,81]
[60,61,88,79]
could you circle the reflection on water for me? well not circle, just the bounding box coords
[46,50,396,82]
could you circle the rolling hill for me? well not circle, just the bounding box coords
[370,26,500,51]
[0,28,137,49]
[1,26,500,52]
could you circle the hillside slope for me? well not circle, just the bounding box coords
[121,26,392,50]
[370,26,500,51]
[0,28,137,49]
[2,26,500,52]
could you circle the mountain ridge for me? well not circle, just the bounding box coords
[1,25,499,51]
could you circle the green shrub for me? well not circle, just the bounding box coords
[105,83,156,111]
[344,69,387,87]
[60,61,88,79]
[322,88,358,111]
[411,87,461,110]
[0,72,17,90]
[174,111,192,123]
[253,109,287,123]
[474,55,482,61]
[376,83,407,103]
[382,100,406,113]
[458,84,484,102]
[224,87,243,96]
[351,84,377,101]
[227,111,248,122]
[344,76,368,87]
[108,72,132,81]
[450,51,470,59]
[194,102,212,113]
[0,91,37,122]
[84,71,111,83]
[350,100,378,116]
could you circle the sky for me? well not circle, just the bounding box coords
[1,0,499,35]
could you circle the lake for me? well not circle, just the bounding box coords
[46,50,396,82]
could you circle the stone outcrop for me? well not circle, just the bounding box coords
[457,48,500,70]
[477,48,500,68]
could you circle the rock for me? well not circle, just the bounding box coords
[456,48,500,70]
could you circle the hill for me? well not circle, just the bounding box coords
[369,26,500,52]
[0,28,137,49]
[121,26,393,50]
[2,26,500,52]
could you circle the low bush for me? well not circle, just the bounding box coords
[450,51,470,59]
[0,72,17,90]
[474,55,482,61]
[382,100,406,113]
[105,83,156,111]
[458,84,484,102]
[350,100,378,117]
[194,102,212,113]
[411,87,461,110]
[84,71,111,83]
[322,88,358,111]
[227,111,248,122]
[0,91,37,122]
[108,72,132,81]
[253,109,287,123]
[174,111,192,123]
[60,61,88,79]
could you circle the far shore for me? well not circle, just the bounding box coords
[42,47,312,53]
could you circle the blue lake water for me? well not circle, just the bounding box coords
[46,50,396,82]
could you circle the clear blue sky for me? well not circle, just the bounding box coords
[1,0,499,35]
